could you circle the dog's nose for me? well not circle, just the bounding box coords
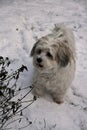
[37,57,42,63]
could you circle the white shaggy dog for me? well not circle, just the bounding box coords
[30,24,76,104]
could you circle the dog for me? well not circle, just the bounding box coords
[30,24,76,104]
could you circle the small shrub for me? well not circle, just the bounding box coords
[0,56,36,130]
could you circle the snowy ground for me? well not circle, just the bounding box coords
[0,0,87,130]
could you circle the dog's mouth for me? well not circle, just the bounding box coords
[35,63,44,68]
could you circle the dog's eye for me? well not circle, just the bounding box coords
[47,52,53,59]
[36,49,42,54]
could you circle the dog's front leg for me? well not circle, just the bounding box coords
[32,84,44,98]
[51,92,64,104]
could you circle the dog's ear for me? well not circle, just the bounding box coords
[57,42,72,67]
[30,41,39,56]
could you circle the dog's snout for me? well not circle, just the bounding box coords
[37,57,42,63]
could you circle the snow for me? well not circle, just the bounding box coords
[0,0,87,130]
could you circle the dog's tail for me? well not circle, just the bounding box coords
[53,23,64,31]
[52,23,66,37]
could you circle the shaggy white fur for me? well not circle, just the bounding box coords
[31,24,76,104]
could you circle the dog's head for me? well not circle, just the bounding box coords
[30,36,73,70]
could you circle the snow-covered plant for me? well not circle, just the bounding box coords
[0,56,36,130]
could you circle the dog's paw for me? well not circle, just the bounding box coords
[53,97,64,104]
[32,88,44,98]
